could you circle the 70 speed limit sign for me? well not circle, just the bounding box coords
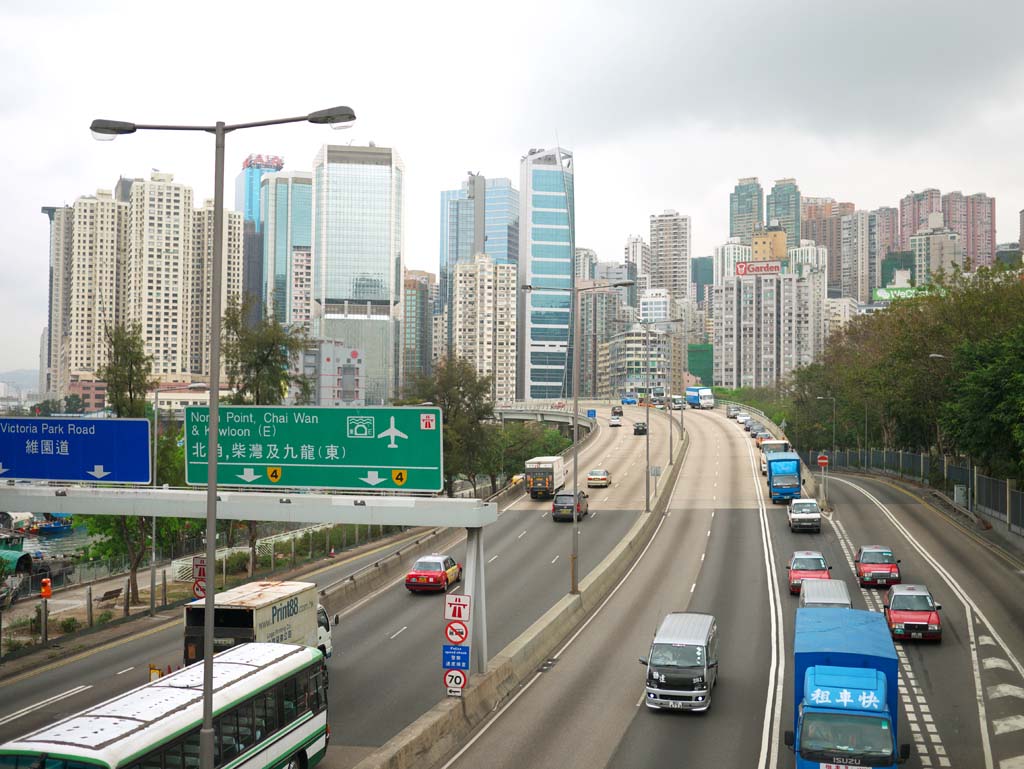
[445,669,467,697]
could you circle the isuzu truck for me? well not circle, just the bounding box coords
[766,451,803,503]
[785,608,910,768]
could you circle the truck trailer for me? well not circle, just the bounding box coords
[785,608,910,768]
[184,580,333,665]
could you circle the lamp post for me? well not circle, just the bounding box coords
[928,353,968,508]
[91,105,356,769]
[816,395,836,505]
[522,279,633,594]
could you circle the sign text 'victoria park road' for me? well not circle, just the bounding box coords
[184,406,443,492]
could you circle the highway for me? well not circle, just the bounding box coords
[436,408,1024,769]
[0,404,678,767]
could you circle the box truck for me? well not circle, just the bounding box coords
[524,456,567,499]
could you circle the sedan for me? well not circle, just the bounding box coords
[633,422,648,435]
[552,490,589,521]
[885,584,942,641]
[609,415,623,427]
[405,553,462,593]
[786,550,832,594]
[854,545,901,588]
[755,432,774,448]
[587,469,611,488]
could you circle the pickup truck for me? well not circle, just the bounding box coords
[788,498,822,533]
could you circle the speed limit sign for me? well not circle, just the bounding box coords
[444,669,467,697]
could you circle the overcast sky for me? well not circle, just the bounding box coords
[4,0,1024,374]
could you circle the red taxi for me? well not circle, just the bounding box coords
[854,544,901,588]
[786,550,832,595]
[884,584,942,642]
[405,554,462,593]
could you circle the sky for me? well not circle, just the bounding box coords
[4,0,1024,374]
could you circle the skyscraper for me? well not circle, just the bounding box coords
[649,210,691,302]
[868,207,899,294]
[575,247,597,280]
[899,189,941,250]
[729,177,764,245]
[312,144,404,404]
[235,155,284,325]
[802,201,854,292]
[911,213,963,285]
[624,234,651,276]
[840,211,870,303]
[402,270,434,386]
[452,255,517,402]
[766,178,801,249]
[712,239,752,285]
[942,191,996,269]
[261,171,313,326]
[517,146,574,399]
[691,256,714,302]
[751,221,788,261]
[192,198,245,377]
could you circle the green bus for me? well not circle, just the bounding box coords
[0,643,327,769]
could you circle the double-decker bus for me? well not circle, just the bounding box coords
[0,643,327,769]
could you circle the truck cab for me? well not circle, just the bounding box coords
[767,451,803,504]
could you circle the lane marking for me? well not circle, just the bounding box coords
[701,553,705,562]
[551,556,559,564]
[116,667,135,675]
[389,626,408,640]
[0,685,92,726]
[993,716,1024,735]
[488,555,499,564]
[690,583,696,593]
[518,530,527,540]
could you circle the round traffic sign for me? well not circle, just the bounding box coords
[445,620,468,645]
[817,454,829,468]
[192,579,206,599]
[444,669,467,690]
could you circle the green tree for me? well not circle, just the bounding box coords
[98,322,154,418]
[222,298,312,406]
[155,424,186,487]
[402,357,494,496]
[29,399,63,417]
[63,394,85,414]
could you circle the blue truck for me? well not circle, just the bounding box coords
[685,386,702,408]
[785,608,910,768]
[766,450,803,504]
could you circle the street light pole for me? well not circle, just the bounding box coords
[816,395,836,505]
[89,106,356,769]
[151,388,160,618]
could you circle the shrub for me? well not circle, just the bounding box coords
[225,552,250,574]
[97,610,113,625]
[59,617,81,634]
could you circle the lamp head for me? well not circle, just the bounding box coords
[90,119,136,141]
[308,106,357,129]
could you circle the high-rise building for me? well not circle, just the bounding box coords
[432,310,448,367]
[729,177,764,245]
[579,285,626,398]
[638,288,672,323]
[911,212,963,285]
[624,234,651,276]
[312,145,404,404]
[840,210,870,303]
[766,178,801,249]
[595,261,638,307]
[801,196,836,222]
[691,256,714,303]
[517,146,574,400]
[788,240,828,274]
[899,189,941,250]
[401,270,434,387]
[868,207,899,295]
[575,247,597,280]
[649,210,691,302]
[261,171,313,326]
[452,254,517,403]
[712,238,752,285]
[235,155,284,325]
[751,221,788,261]
[802,201,854,292]
[608,325,674,399]
[942,191,995,269]
[42,204,74,396]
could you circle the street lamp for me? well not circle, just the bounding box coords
[816,395,836,505]
[522,279,634,595]
[91,105,356,769]
[928,353,969,509]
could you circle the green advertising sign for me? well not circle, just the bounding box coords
[872,286,930,301]
[184,406,443,491]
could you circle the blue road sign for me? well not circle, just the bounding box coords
[0,418,151,484]
[442,644,470,671]
[586,409,597,418]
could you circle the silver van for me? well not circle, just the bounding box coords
[639,612,719,711]
[799,578,852,609]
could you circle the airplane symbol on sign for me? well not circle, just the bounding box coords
[377,417,408,448]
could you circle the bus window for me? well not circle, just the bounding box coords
[44,760,65,769]
[162,742,184,769]
[141,751,162,769]
[280,678,298,724]
[183,730,200,769]
[234,702,254,754]
[295,671,311,714]
[253,689,278,739]
[216,710,239,763]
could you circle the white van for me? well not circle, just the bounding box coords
[799,578,852,609]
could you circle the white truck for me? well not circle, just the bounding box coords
[787,498,822,533]
[698,387,715,409]
[183,580,333,665]
[525,455,567,499]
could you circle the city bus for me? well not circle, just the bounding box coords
[0,643,328,769]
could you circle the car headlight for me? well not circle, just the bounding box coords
[928,624,940,631]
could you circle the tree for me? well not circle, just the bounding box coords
[155,424,186,487]
[402,357,494,496]
[29,399,63,417]
[222,297,312,406]
[98,322,154,418]
[63,394,85,414]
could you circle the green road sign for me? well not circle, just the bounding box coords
[184,406,443,491]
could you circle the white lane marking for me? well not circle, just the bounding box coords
[591,512,598,519]
[701,553,705,562]
[0,685,92,726]
[517,530,527,540]
[984,658,1015,672]
[988,684,1024,700]
[1000,758,1024,769]
[551,555,559,564]
[690,583,696,593]
[707,529,711,537]
[389,626,408,640]
[437,495,676,769]
[980,635,998,646]
[488,555,499,564]
[994,716,1024,736]
[835,477,1003,769]
[449,584,463,593]
[540,512,547,518]
[116,666,135,675]
[636,691,646,707]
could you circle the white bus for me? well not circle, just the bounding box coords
[0,644,328,769]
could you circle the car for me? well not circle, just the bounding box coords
[621,396,638,405]
[788,498,822,533]
[884,584,942,641]
[405,553,462,593]
[611,405,624,417]
[755,431,774,448]
[633,421,648,435]
[726,405,740,419]
[736,412,750,425]
[786,550,832,594]
[552,490,589,521]
[587,469,611,487]
[745,420,761,433]
[855,545,902,588]
[609,415,623,427]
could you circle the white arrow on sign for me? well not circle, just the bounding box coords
[87,465,111,479]
[360,470,386,486]
[237,468,260,483]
